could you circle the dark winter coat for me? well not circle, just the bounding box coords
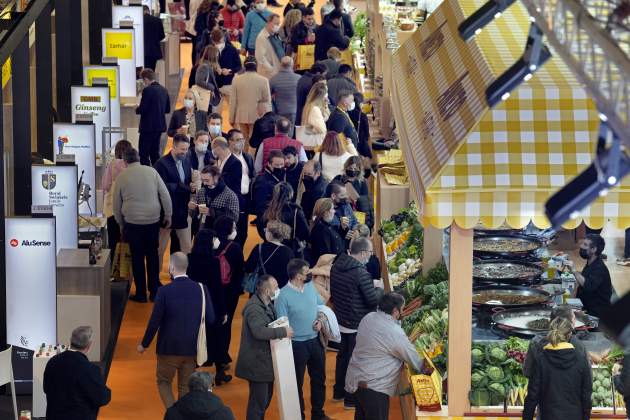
[300,175,328,221]
[250,111,279,150]
[309,218,345,264]
[314,20,350,61]
[328,175,374,229]
[154,154,193,229]
[330,253,382,329]
[522,334,587,379]
[326,107,359,149]
[522,343,592,420]
[235,294,288,382]
[613,353,630,413]
[164,390,234,420]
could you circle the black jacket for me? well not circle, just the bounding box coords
[300,175,328,221]
[43,351,111,420]
[330,253,382,329]
[167,108,208,137]
[154,154,193,229]
[279,202,310,243]
[576,257,613,318]
[328,176,374,229]
[136,81,171,133]
[187,147,215,171]
[221,154,244,208]
[235,294,288,382]
[613,353,630,411]
[522,334,587,379]
[285,161,304,196]
[245,242,295,287]
[314,20,350,61]
[250,112,278,150]
[327,107,358,149]
[295,73,316,126]
[290,21,316,53]
[283,0,314,16]
[187,251,226,319]
[217,42,242,86]
[251,169,285,217]
[309,218,345,264]
[164,390,235,420]
[523,344,592,420]
[144,13,166,59]
[348,107,373,158]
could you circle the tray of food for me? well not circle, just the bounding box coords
[473,260,543,284]
[472,286,552,308]
[473,234,542,257]
[491,306,594,335]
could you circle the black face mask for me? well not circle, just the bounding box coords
[335,198,348,206]
[302,175,315,188]
[272,168,285,178]
[345,169,360,178]
[305,273,313,283]
[579,248,590,259]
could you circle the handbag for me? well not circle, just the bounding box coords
[196,282,208,366]
[296,125,325,149]
[295,44,315,70]
[242,244,280,293]
[111,241,132,280]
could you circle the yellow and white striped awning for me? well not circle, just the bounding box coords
[390,0,630,230]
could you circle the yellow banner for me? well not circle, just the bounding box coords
[85,68,118,99]
[104,31,133,60]
[2,57,10,89]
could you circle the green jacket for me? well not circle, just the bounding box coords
[235,294,287,383]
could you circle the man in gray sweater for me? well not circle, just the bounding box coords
[114,148,173,303]
[270,56,301,136]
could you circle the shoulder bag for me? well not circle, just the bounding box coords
[196,283,208,366]
[289,208,306,258]
[296,125,325,149]
[241,243,281,293]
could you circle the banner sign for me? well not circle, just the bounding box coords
[31,165,79,252]
[84,65,122,150]
[112,5,144,67]
[53,123,97,215]
[71,85,111,155]
[5,217,57,352]
[102,28,136,97]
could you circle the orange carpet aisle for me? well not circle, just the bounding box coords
[98,9,405,420]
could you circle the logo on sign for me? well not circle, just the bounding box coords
[20,336,28,347]
[57,136,69,155]
[42,173,56,190]
[9,238,18,247]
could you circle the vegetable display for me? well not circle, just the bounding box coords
[592,367,613,407]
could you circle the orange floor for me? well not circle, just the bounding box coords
[99,6,404,419]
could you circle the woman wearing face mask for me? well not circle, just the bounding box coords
[186,228,234,383]
[241,0,272,56]
[313,131,356,181]
[327,156,374,229]
[245,220,295,287]
[309,197,345,265]
[167,89,208,139]
[220,0,245,42]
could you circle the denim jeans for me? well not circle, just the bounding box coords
[292,337,326,420]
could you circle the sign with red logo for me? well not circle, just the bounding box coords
[9,238,18,247]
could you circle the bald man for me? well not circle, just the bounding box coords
[270,56,301,135]
[137,252,215,409]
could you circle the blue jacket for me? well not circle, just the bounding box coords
[141,276,215,356]
[242,9,271,51]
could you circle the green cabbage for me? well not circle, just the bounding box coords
[469,388,490,406]
[486,345,507,364]
[471,370,487,388]
[472,348,484,364]
[486,366,505,382]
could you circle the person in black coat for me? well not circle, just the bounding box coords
[137,69,171,166]
[290,7,317,54]
[314,10,350,61]
[329,237,383,404]
[188,131,216,171]
[227,128,255,245]
[332,0,354,38]
[309,197,345,264]
[154,134,194,266]
[327,156,374,229]
[283,146,304,198]
[250,111,278,151]
[523,317,592,420]
[613,352,630,415]
[167,90,208,138]
[143,6,166,71]
[212,137,243,205]
[327,89,359,151]
[299,159,328,221]
[211,28,242,87]
[245,220,295,287]
[252,150,287,221]
[261,182,310,251]
[295,63,328,126]
[43,326,111,420]
[347,93,373,159]
[164,372,235,420]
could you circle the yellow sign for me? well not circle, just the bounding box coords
[2,57,11,89]
[85,68,118,99]
[104,31,133,60]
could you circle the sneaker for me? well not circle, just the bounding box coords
[616,258,630,266]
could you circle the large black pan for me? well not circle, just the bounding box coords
[473,260,543,285]
[473,234,542,258]
[472,285,552,309]
[491,306,594,336]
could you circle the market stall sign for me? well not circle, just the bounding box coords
[105,31,133,60]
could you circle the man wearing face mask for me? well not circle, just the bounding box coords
[189,165,240,229]
[275,259,331,420]
[346,293,423,420]
[255,14,284,80]
[330,237,383,409]
[208,112,228,141]
[314,9,350,61]
[299,160,329,221]
[566,234,613,318]
[327,64,361,109]
[212,137,243,208]
[282,146,304,197]
[327,89,360,151]
[211,28,242,93]
[220,0,245,42]
[241,0,272,55]
[227,129,255,245]
[136,69,171,166]
[329,182,358,240]
[252,150,287,223]
[236,274,293,420]
[254,117,307,174]
[188,131,215,171]
[154,134,195,273]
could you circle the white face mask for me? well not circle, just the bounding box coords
[271,288,280,300]
[184,99,194,109]
[346,101,356,111]
[216,43,225,51]
[272,24,280,33]
[209,125,221,137]
[195,143,208,154]
[213,237,221,250]
[227,230,237,240]
[255,3,265,11]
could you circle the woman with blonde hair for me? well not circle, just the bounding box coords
[298,82,332,148]
[190,44,222,112]
[313,131,356,181]
[309,197,345,264]
[281,9,303,53]
[167,89,208,138]
[523,317,592,420]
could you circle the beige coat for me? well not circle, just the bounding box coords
[229,70,272,125]
[255,29,282,79]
